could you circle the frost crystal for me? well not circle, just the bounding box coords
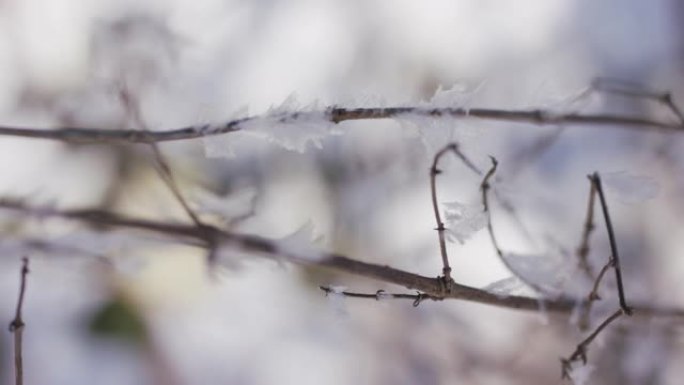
[202,95,340,158]
[603,171,660,204]
[443,201,487,244]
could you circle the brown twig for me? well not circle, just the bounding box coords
[0,105,682,145]
[8,257,30,385]
[561,309,624,379]
[2,200,682,318]
[429,143,481,290]
[589,172,632,315]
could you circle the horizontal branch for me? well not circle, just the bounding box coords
[1,200,683,318]
[0,106,681,144]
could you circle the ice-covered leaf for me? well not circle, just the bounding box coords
[443,201,487,244]
[501,253,572,296]
[603,171,659,204]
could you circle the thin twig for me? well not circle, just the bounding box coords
[9,257,30,385]
[479,157,547,294]
[561,309,623,379]
[319,286,440,307]
[591,78,684,125]
[429,143,481,290]
[0,105,682,145]
[576,177,598,279]
[118,88,203,228]
[589,173,632,315]
[1,200,683,317]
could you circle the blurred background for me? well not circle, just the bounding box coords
[1,0,684,384]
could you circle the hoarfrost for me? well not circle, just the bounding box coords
[396,82,485,155]
[202,95,340,158]
[443,201,488,244]
[603,171,660,204]
[375,290,393,302]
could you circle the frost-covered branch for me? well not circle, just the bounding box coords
[0,106,682,145]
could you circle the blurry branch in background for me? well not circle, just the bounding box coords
[8,257,29,385]
[429,143,482,289]
[0,104,682,145]
[587,78,684,125]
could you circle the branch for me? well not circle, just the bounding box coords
[429,143,481,288]
[0,106,682,144]
[561,309,624,379]
[589,172,632,315]
[1,200,682,318]
[8,257,29,385]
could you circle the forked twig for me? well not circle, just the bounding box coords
[561,309,623,379]
[8,257,30,385]
[591,78,684,125]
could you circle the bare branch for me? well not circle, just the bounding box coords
[0,105,682,145]
[1,200,682,318]
[8,257,29,385]
[429,143,481,288]
[561,309,623,379]
[589,172,632,315]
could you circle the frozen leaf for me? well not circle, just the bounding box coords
[603,171,659,204]
[443,201,487,244]
[501,253,572,296]
[276,220,326,262]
